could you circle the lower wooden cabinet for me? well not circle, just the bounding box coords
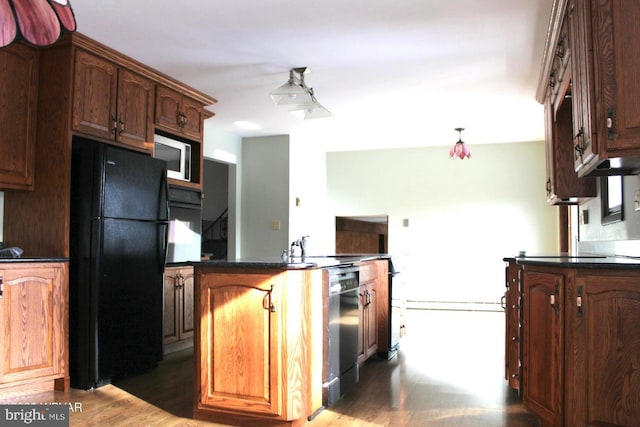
[503,260,521,392]
[193,267,323,426]
[565,269,640,427]
[522,266,565,426]
[521,264,640,426]
[163,266,194,354]
[0,262,69,397]
[358,270,378,365]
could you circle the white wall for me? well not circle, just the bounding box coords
[327,141,558,304]
[288,134,332,255]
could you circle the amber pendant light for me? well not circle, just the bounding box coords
[0,0,76,48]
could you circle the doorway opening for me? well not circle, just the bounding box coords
[335,216,388,254]
[201,159,229,260]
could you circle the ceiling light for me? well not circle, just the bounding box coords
[271,67,332,120]
[233,120,262,130]
[289,95,332,120]
[270,68,313,107]
[449,127,471,159]
[0,0,77,48]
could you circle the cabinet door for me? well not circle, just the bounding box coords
[544,95,596,203]
[180,96,205,139]
[522,269,564,427]
[116,69,154,152]
[568,0,597,172]
[180,267,194,340]
[198,272,283,416]
[0,44,37,190]
[566,273,640,427]
[592,0,640,156]
[0,265,64,385]
[163,267,179,345]
[366,282,378,359]
[72,50,118,141]
[155,85,182,134]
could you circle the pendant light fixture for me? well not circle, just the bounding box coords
[449,127,471,159]
[270,67,332,120]
[0,0,77,48]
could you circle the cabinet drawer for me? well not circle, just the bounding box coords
[359,261,378,283]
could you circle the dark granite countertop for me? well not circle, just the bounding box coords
[504,253,640,270]
[194,254,391,270]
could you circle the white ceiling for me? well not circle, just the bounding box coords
[71,0,553,152]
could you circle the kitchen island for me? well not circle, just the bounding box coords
[503,254,640,427]
[191,255,390,427]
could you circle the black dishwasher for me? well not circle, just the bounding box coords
[323,265,360,407]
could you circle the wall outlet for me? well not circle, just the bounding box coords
[271,220,281,231]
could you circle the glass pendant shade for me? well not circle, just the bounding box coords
[270,80,314,107]
[289,100,333,120]
[0,0,77,47]
[449,127,471,159]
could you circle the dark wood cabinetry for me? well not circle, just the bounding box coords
[2,33,215,258]
[73,50,154,153]
[518,262,640,426]
[163,266,194,354]
[565,269,640,426]
[539,0,640,177]
[503,260,521,392]
[0,44,38,190]
[155,86,205,140]
[522,266,565,426]
[544,96,596,204]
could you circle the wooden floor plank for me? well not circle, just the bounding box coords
[0,309,540,426]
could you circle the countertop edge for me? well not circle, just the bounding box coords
[192,254,392,270]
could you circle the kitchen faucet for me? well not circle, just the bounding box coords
[290,235,309,258]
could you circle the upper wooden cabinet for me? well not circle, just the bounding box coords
[0,44,38,190]
[2,33,215,258]
[155,86,205,140]
[73,50,155,153]
[544,96,596,204]
[538,0,640,177]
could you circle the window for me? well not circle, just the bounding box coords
[601,176,623,224]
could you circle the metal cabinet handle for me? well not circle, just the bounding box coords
[0,276,3,298]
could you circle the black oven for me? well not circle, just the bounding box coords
[323,265,360,407]
[166,186,202,263]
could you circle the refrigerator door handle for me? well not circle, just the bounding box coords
[159,170,169,221]
[159,223,168,271]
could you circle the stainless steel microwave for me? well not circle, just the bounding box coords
[153,133,191,181]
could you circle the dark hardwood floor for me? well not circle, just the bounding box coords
[1,309,541,426]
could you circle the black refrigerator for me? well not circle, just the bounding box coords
[69,137,169,390]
